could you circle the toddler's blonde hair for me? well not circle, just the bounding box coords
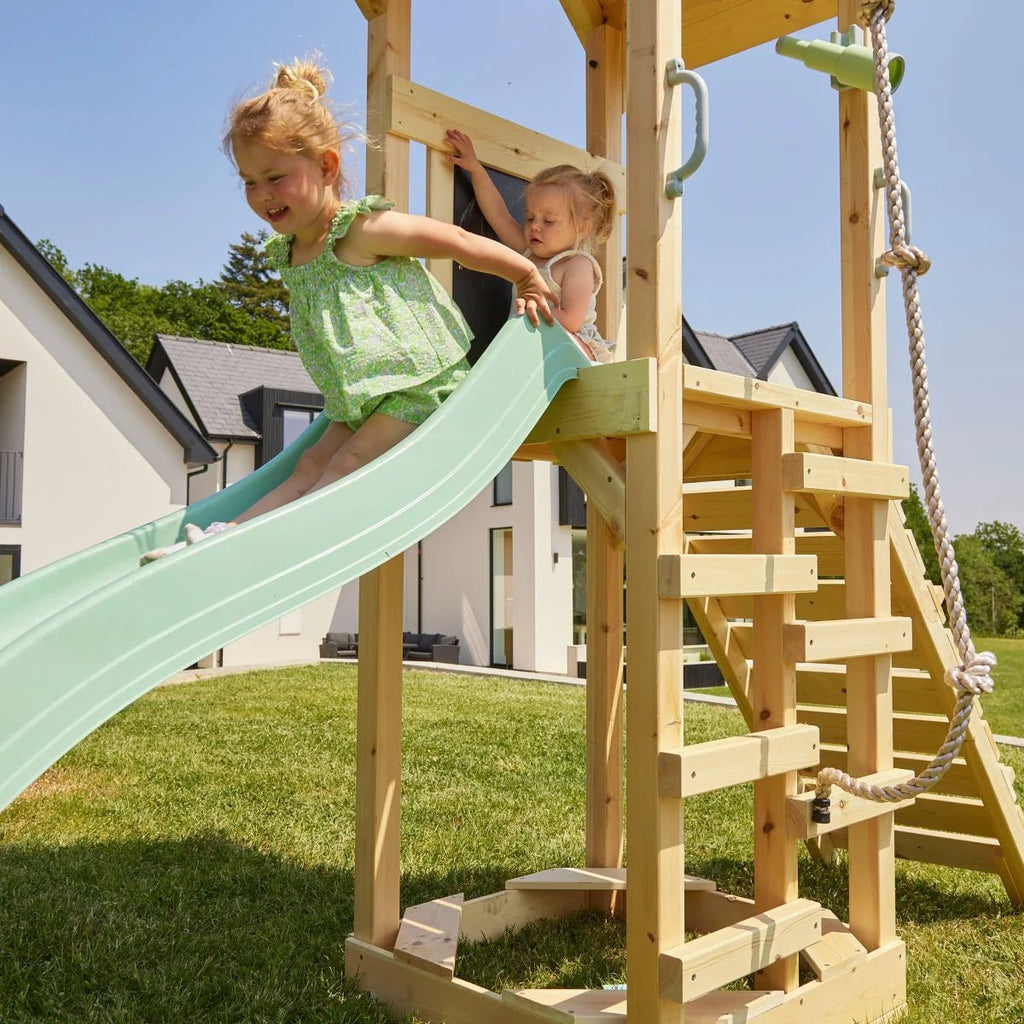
[527,165,617,248]
[224,58,358,197]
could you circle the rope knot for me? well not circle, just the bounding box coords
[944,650,997,695]
[881,244,932,274]
[857,0,895,26]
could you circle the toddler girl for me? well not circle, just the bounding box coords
[143,59,555,561]
[445,128,616,364]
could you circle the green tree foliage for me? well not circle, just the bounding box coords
[901,484,941,583]
[36,238,292,366]
[953,534,1024,637]
[218,230,290,333]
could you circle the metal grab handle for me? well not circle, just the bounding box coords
[665,58,709,199]
[872,168,913,276]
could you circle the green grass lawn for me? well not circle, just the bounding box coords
[0,665,1021,1022]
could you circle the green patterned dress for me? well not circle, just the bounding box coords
[266,195,472,431]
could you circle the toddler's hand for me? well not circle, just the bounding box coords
[445,128,483,172]
[514,267,557,327]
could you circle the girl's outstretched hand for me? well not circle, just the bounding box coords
[445,128,483,173]
[514,266,557,327]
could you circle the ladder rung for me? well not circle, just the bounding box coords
[660,725,820,798]
[660,898,821,1003]
[786,769,916,838]
[659,554,817,598]
[784,617,912,662]
[393,893,463,979]
[782,452,909,499]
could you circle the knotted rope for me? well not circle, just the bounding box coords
[812,0,996,821]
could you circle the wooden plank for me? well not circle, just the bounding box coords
[830,825,1006,877]
[798,706,956,754]
[683,485,828,533]
[386,75,625,197]
[683,434,754,482]
[624,0,685,1018]
[659,553,817,599]
[503,988,625,1023]
[346,938,571,1024]
[424,148,454,293]
[660,725,821,798]
[681,0,837,69]
[688,532,846,577]
[393,894,463,979]
[459,889,587,943]
[800,910,867,982]
[526,359,654,445]
[685,989,785,1023]
[783,617,912,662]
[795,663,940,714]
[550,438,625,541]
[682,365,871,428]
[683,889,756,936]
[815,744,980,800]
[723,579,846,621]
[660,899,822,1003]
[506,866,716,893]
[782,452,909,500]
[896,792,994,839]
[787,770,916,839]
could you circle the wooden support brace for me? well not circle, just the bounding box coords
[658,553,818,599]
[505,866,716,893]
[525,358,655,444]
[393,893,463,979]
[659,898,822,1003]
[784,616,912,662]
[550,438,625,542]
[787,769,916,839]
[659,725,821,798]
[782,452,909,500]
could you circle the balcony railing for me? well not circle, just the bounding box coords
[0,450,23,523]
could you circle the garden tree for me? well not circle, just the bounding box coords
[218,230,290,333]
[35,239,292,365]
[952,533,1024,637]
[901,484,941,583]
[973,521,1024,629]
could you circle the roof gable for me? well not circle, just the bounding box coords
[0,204,217,464]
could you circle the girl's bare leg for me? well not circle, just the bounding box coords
[307,412,416,493]
[234,420,354,524]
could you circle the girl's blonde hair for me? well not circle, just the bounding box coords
[224,58,358,197]
[527,165,617,248]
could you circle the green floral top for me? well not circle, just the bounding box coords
[265,195,472,425]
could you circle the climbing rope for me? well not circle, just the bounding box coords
[811,0,996,823]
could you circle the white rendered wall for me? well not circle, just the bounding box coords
[0,252,187,572]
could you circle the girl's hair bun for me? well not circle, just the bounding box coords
[273,58,331,101]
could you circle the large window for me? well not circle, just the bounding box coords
[282,407,316,450]
[0,546,20,586]
[492,462,513,506]
[490,527,514,667]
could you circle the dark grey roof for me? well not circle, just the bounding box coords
[683,315,835,396]
[149,335,318,440]
[0,204,217,464]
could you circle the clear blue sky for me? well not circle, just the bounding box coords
[2,1,1020,532]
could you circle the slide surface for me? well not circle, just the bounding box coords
[0,318,588,814]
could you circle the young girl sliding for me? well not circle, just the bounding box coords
[445,128,617,364]
[143,59,555,561]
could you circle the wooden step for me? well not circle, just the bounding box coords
[660,899,822,1003]
[796,663,943,715]
[787,769,916,839]
[814,744,982,800]
[659,553,818,599]
[505,866,716,893]
[720,578,846,620]
[688,532,846,576]
[784,617,912,662]
[659,725,820,798]
[393,893,463,979]
[799,706,954,753]
[502,987,786,1023]
[830,824,1007,877]
[782,452,909,500]
[683,484,828,533]
[800,909,868,981]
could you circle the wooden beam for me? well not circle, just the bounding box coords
[550,438,625,541]
[424,147,454,293]
[683,485,828,533]
[525,359,654,445]
[353,0,388,19]
[783,617,912,662]
[659,725,821,798]
[782,452,909,499]
[787,770,916,839]
[658,553,818,599]
[506,867,716,892]
[660,899,822,1003]
[688,532,846,576]
[723,578,846,621]
[386,76,625,197]
[459,889,586,943]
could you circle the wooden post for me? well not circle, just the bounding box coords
[624,0,685,1019]
[751,408,800,991]
[837,0,897,951]
[584,22,625,916]
[351,0,411,955]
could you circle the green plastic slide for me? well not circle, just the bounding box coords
[0,318,589,814]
